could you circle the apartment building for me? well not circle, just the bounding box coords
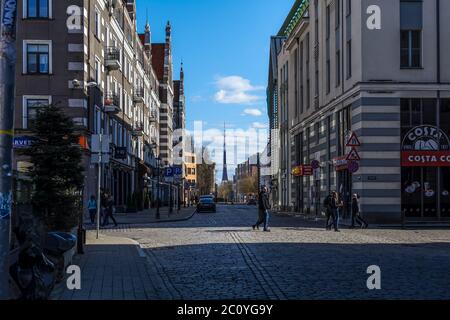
[274,0,450,223]
[152,22,174,168]
[267,36,286,209]
[13,0,165,211]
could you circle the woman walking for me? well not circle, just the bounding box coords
[87,195,97,224]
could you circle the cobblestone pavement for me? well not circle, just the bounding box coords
[99,205,450,300]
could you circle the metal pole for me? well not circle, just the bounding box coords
[257,152,261,189]
[0,0,18,300]
[169,182,173,214]
[96,133,102,239]
[156,159,160,219]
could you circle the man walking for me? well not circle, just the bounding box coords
[102,192,118,227]
[324,193,333,230]
[351,193,368,229]
[253,186,271,232]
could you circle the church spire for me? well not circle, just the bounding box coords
[222,123,229,182]
[144,10,151,57]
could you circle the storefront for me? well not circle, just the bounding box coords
[401,98,450,221]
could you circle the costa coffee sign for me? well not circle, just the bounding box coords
[401,126,450,167]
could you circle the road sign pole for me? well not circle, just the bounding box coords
[96,133,102,239]
[0,0,18,300]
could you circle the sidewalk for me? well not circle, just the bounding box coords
[50,232,164,300]
[85,206,196,228]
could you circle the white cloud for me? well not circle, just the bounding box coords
[191,95,205,103]
[214,76,264,104]
[242,108,262,117]
[252,122,268,129]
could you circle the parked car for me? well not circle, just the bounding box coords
[247,198,257,205]
[197,197,217,213]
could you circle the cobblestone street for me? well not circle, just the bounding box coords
[96,205,450,300]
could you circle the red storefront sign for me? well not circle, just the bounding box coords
[401,151,450,167]
[333,156,348,171]
[292,165,313,176]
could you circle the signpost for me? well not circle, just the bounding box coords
[91,134,110,240]
[0,0,18,299]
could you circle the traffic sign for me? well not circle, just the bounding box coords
[165,167,174,177]
[174,166,183,176]
[346,148,361,161]
[346,132,361,147]
[311,160,320,170]
[348,161,360,173]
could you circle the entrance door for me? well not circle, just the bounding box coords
[337,170,352,219]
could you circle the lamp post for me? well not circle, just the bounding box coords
[156,156,161,219]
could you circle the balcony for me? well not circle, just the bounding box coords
[132,121,144,137]
[133,88,144,104]
[105,47,121,71]
[103,93,120,114]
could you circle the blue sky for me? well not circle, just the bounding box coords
[136,0,293,177]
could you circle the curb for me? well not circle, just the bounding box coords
[120,208,197,225]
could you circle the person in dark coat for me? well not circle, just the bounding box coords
[324,193,333,230]
[253,186,271,232]
[351,194,368,229]
[102,193,118,227]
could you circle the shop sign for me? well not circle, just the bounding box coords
[292,165,313,177]
[401,125,450,167]
[13,136,35,149]
[401,151,450,167]
[333,156,348,171]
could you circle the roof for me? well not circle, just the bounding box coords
[151,44,165,81]
[278,0,310,38]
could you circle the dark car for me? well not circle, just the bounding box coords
[197,198,216,213]
[247,198,257,205]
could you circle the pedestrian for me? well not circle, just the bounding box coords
[351,194,368,229]
[102,193,118,227]
[252,186,271,232]
[323,193,333,230]
[87,195,97,224]
[329,191,340,232]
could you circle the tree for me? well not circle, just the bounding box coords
[24,104,84,232]
[218,182,233,201]
[196,147,216,195]
[238,175,258,195]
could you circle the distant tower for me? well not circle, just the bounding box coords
[222,123,229,182]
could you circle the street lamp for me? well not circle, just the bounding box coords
[156,156,161,219]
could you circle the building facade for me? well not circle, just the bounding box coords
[274,0,450,223]
[13,0,179,212]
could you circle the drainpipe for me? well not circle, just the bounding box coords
[436,0,441,220]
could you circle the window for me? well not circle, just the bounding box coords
[294,48,298,118]
[400,0,422,68]
[26,43,50,74]
[401,30,421,68]
[346,0,351,16]
[346,40,352,79]
[336,50,341,86]
[26,0,49,19]
[326,5,331,39]
[23,96,51,128]
[94,8,101,39]
[335,0,340,29]
[94,58,101,84]
[300,42,304,114]
[306,33,310,109]
[326,60,330,94]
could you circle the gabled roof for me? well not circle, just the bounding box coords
[151,44,165,81]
